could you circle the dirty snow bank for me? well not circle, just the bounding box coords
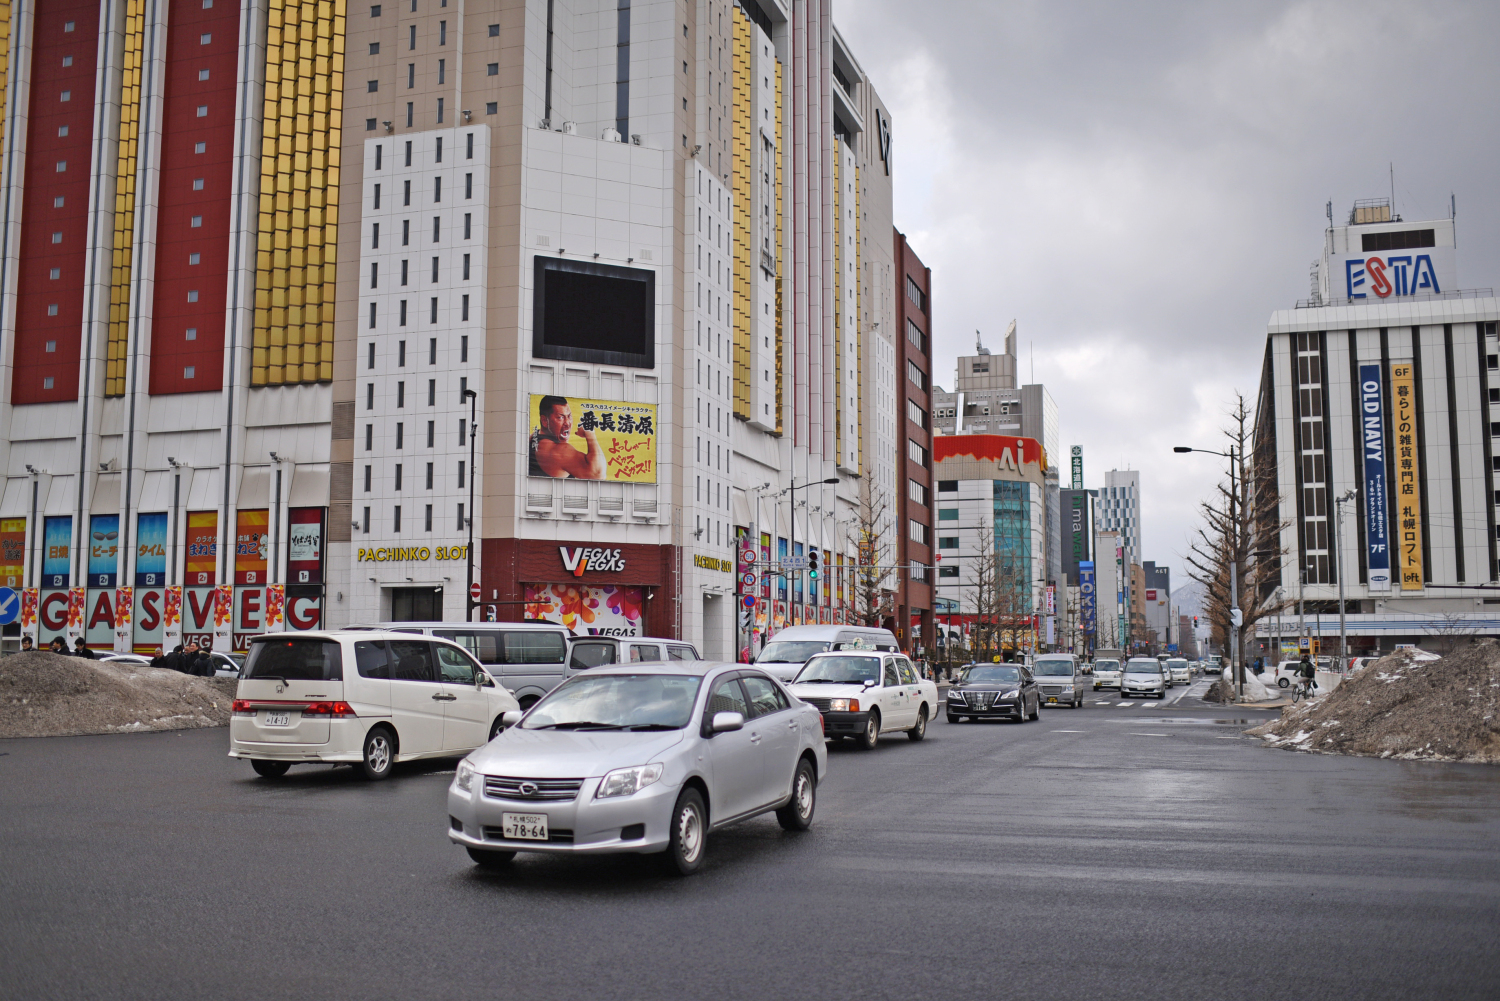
[0,652,237,738]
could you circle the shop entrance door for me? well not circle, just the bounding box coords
[390,587,443,621]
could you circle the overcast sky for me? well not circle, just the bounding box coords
[837,0,1500,608]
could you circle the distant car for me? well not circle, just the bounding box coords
[1030,653,1085,708]
[210,652,243,677]
[753,625,900,683]
[447,662,826,875]
[789,650,936,747]
[944,663,1040,723]
[1091,658,1122,690]
[1120,658,1166,699]
[100,653,152,666]
[1165,658,1190,684]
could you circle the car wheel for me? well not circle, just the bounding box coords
[775,759,817,831]
[250,760,289,779]
[519,694,541,709]
[361,726,395,781]
[663,787,708,875]
[858,711,881,749]
[465,846,516,868]
[488,716,507,741]
[946,713,960,724]
[1277,677,1290,688]
[907,706,928,741]
[1028,700,1040,721]
[1156,691,1165,699]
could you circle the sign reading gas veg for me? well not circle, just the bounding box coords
[357,546,468,562]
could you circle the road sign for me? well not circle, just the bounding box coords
[0,587,16,625]
[469,583,482,602]
[742,595,756,608]
[781,556,809,570]
[740,572,757,588]
[739,548,757,565]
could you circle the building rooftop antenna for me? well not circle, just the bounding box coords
[975,329,989,355]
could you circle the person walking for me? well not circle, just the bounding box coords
[72,637,97,659]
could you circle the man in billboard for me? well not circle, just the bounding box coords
[528,395,606,479]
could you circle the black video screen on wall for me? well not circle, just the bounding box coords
[533,256,655,369]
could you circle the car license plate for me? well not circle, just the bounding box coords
[1047,697,1057,703]
[263,711,291,727]
[501,813,549,841]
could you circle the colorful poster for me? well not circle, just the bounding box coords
[1359,363,1392,592]
[135,512,168,587]
[287,508,325,584]
[85,589,114,650]
[523,583,643,636]
[213,584,234,652]
[526,394,658,482]
[20,587,38,645]
[1390,363,1423,590]
[234,510,269,585]
[162,586,183,651]
[88,515,120,588]
[114,586,134,653]
[42,516,71,589]
[66,587,86,643]
[185,511,218,586]
[265,584,285,632]
[183,588,217,648]
[1079,561,1096,636]
[132,587,166,656]
[234,587,266,651]
[0,517,25,588]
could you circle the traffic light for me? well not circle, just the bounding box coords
[1193,616,1199,629]
[808,548,820,579]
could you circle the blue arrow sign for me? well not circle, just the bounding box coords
[0,587,18,626]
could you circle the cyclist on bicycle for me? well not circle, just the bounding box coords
[1294,655,1317,698]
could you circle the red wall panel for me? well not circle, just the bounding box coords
[11,0,100,405]
[148,0,241,395]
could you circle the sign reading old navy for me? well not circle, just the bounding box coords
[1358,364,1391,591]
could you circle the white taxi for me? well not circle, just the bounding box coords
[788,651,938,749]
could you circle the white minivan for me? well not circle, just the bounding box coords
[753,625,901,682]
[229,630,520,780]
[566,635,700,677]
[362,621,571,708]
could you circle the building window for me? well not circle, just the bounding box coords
[939,536,958,549]
[939,565,959,578]
[908,479,927,506]
[486,102,497,115]
[938,508,958,522]
[907,360,926,390]
[937,480,957,493]
[364,466,372,492]
[393,505,402,532]
[362,507,370,533]
[367,80,378,93]
[907,400,927,429]
[909,520,929,545]
[905,275,926,313]
[907,439,927,465]
[906,319,925,353]
[487,63,498,75]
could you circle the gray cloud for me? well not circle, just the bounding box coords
[839,0,1500,596]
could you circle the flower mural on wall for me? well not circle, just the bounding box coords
[525,583,643,636]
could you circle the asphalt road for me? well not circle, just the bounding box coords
[3,684,1499,1001]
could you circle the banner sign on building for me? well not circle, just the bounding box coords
[1390,362,1423,590]
[42,516,72,588]
[234,510,269,585]
[527,394,658,482]
[185,511,218,586]
[88,515,120,588]
[1359,363,1391,591]
[1070,445,1083,490]
[1079,561,1096,636]
[0,518,25,588]
[135,513,168,586]
[287,508,325,584]
[1341,247,1453,301]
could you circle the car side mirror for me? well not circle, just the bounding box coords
[862,678,877,688]
[710,711,744,734]
[501,710,524,727]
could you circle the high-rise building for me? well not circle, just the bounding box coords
[892,228,932,651]
[1142,560,1170,652]
[0,0,905,658]
[1097,469,1140,561]
[1253,198,1500,656]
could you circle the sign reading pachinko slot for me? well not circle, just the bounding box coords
[1358,363,1391,592]
[1079,561,1096,636]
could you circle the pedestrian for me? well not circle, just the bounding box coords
[72,637,97,659]
[186,642,213,677]
[49,637,68,655]
[20,635,33,652]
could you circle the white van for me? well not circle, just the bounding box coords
[565,635,700,677]
[360,621,570,708]
[229,630,520,780]
[753,624,900,682]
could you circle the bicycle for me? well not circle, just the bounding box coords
[1291,676,1317,703]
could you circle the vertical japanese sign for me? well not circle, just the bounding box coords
[1079,561,1096,636]
[1358,364,1391,591]
[42,516,71,588]
[0,518,26,588]
[88,514,120,588]
[234,510,269,585]
[184,511,218,586]
[287,508,325,584]
[1390,363,1423,590]
[1070,445,1083,490]
[135,513,168,586]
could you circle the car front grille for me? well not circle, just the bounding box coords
[483,826,575,844]
[962,691,998,709]
[1040,685,1064,696]
[800,697,832,712]
[483,775,585,802]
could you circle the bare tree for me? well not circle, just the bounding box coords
[1431,612,1477,656]
[969,522,999,662]
[853,475,894,628]
[1185,392,1288,681]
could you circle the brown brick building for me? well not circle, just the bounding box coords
[893,230,934,657]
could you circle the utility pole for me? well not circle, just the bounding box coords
[1336,489,1356,671]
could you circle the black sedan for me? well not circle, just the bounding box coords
[944,663,1040,723]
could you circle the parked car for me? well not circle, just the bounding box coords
[1091,658,1123,690]
[357,620,571,708]
[1165,658,1190,685]
[944,662,1040,723]
[447,662,827,875]
[211,651,243,677]
[566,636,700,676]
[1030,653,1085,708]
[229,631,521,780]
[753,625,900,682]
[788,650,937,747]
[100,653,152,666]
[1120,657,1167,699]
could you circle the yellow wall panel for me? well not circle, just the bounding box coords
[105,0,146,397]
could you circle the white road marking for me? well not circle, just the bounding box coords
[1130,733,1170,736]
[1051,730,1086,733]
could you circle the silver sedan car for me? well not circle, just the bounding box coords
[446,662,827,875]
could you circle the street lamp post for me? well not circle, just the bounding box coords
[463,389,478,622]
[1174,445,1242,698]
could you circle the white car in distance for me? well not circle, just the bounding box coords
[788,651,937,748]
[1165,658,1190,685]
[1091,658,1123,691]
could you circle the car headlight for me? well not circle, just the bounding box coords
[1001,690,1020,700]
[596,763,664,799]
[1060,686,1073,693]
[946,691,965,704]
[456,760,476,793]
[829,698,861,712]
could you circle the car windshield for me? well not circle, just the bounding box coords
[755,641,830,664]
[1094,660,1119,671]
[1167,660,1188,671]
[242,639,343,681]
[960,666,1021,684]
[795,656,881,684]
[1032,658,1075,676]
[1125,661,1160,674]
[522,674,703,731]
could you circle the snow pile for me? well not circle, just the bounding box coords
[1204,668,1271,703]
[1247,643,1500,762]
[0,652,238,739]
